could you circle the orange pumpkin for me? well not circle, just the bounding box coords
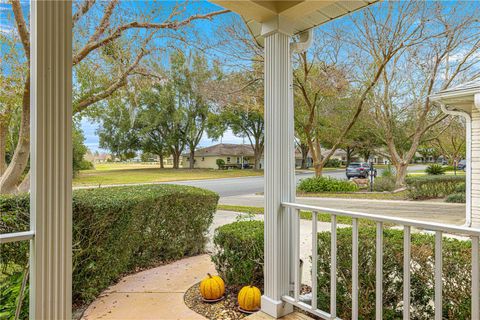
[238,285,261,312]
[200,273,225,301]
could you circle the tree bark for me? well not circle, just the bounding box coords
[0,120,7,176]
[394,162,409,189]
[158,153,164,169]
[300,143,309,169]
[0,77,30,194]
[189,150,195,169]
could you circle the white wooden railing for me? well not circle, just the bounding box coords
[282,202,480,320]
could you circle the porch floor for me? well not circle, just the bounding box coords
[246,312,314,320]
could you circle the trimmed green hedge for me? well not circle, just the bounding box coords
[212,221,472,319]
[211,221,264,288]
[1,185,218,314]
[406,175,465,200]
[298,176,359,193]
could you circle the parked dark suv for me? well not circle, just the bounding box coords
[457,159,466,171]
[346,162,376,179]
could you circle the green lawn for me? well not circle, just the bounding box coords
[73,163,263,187]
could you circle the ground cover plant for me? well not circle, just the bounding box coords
[298,176,359,193]
[406,175,465,200]
[0,185,218,318]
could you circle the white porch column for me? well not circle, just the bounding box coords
[30,1,73,319]
[261,18,295,318]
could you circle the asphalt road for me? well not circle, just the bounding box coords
[165,165,427,197]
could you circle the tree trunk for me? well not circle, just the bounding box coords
[254,150,262,170]
[300,143,309,169]
[394,162,409,189]
[346,147,353,167]
[159,153,164,169]
[314,162,324,176]
[189,150,195,169]
[0,77,30,194]
[172,150,180,169]
[0,120,7,176]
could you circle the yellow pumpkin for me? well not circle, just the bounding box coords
[238,285,261,311]
[199,273,225,300]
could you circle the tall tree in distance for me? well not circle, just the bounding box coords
[0,0,228,193]
[368,1,480,187]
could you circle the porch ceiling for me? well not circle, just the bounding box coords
[430,80,480,113]
[211,0,379,46]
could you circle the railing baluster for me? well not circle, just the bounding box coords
[376,222,383,320]
[352,218,359,320]
[294,208,300,302]
[330,214,337,318]
[435,231,443,320]
[403,226,411,320]
[472,236,479,320]
[312,211,318,311]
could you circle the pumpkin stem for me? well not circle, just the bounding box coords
[207,273,212,278]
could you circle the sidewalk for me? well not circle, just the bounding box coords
[81,255,215,320]
[219,194,466,225]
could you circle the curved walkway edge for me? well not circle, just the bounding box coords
[81,255,215,320]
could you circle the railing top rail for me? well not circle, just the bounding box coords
[282,201,480,237]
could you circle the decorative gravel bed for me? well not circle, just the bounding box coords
[184,282,248,320]
[184,282,321,320]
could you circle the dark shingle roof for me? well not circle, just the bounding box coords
[189,144,255,157]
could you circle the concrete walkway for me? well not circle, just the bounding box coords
[81,255,215,320]
[220,195,466,225]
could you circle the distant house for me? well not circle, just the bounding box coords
[183,143,259,169]
[84,150,111,163]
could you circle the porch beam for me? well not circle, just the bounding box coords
[30,1,73,319]
[261,18,295,318]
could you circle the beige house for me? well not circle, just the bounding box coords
[183,143,259,169]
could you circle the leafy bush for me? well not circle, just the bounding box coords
[212,221,264,288]
[454,183,466,193]
[445,192,466,203]
[1,185,218,316]
[324,159,341,168]
[372,176,396,192]
[381,164,396,177]
[425,164,446,175]
[78,159,94,170]
[298,176,358,193]
[406,175,465,200]
[216,158,225,169]
[317,228,472,319]
[212,222,472,319]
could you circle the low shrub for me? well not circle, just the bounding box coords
[0,185,218,316]
[212,222,472,319]
[425,164,446,175]
[381,165,396,178]
[454,183,466,193]
[78,159,94,170]
[216,158,225,169]
[324,159,341,168]
[406,175,465,200]
[298,176,359,193]
[372,176,396,192]
[212,221,264,288]
[445,192,466,203]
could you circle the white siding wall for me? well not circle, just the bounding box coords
[472,107,480,227]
